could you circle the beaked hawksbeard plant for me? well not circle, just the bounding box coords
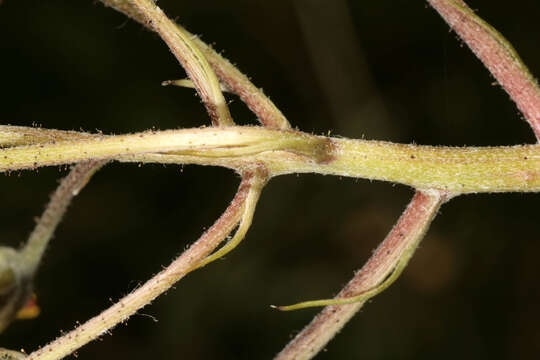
[0,1,539,359]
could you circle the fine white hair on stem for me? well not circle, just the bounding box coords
[274,190,447,360]
[190,169,267,271]
[25,171,262,360]
[0,0,537,359]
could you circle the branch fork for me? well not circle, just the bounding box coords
[1,1,539,360]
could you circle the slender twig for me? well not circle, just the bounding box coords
[427,0,540,140]
[98,0,291,129]
[128,0,233,126]
[0,161,106,334]
[190,168,268,271]
[20,161,106,276]
[274,190,448,360]
[25,171,263,360]
[190,34,291,129]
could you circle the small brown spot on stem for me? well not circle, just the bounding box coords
[314,137,338,164]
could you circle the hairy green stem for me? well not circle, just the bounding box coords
[0,126,538,193]
[3,3,539,360]
[0,126,96,147]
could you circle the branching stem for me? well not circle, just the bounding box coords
[99,0,291,129]
[128,0,233,126]
[0,126,538,194]
[25,171,261,360]
[2,1,538,359]
[190,169,268,271]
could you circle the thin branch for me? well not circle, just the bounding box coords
[98,0,145,22]
[26,171,263,360]
[20,161,106,277]
[427,0,540,140]
[99,0,291,129]
[190,168,268,271]
[128,0,233,126]
[0,161,105,334]
[190,33,291,129]
[274,189,448,360]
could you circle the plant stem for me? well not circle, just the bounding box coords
[0,126,538,193]
[98,0,291,129]
[0,126,96,147]
[189,169,267,271]
[20,161,106,277]
[191,34,291,129]
[274,190,447,360]
[427,0,540,140]
[25,171,261,360]
[128,0,233,126]
[0,161,106,334]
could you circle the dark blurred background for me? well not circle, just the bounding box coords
[1,0,539,359]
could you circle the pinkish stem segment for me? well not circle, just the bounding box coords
[26,172,258,360]
[428,0,540,140]
[275,190,448,360]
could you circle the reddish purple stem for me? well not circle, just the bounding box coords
[428,0,540,141]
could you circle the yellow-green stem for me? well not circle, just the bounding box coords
[0,126,538,194]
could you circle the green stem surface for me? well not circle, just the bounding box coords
[1,126,538,194]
